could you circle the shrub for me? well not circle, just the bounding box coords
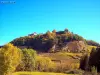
[36,56,55,72]
[91,66,97,75]
[0,43,21,75]
[55,63,79,73]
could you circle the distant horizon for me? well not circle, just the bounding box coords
[0,0,100,45]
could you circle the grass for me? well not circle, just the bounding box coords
[38,52,81,70]
[39,52,82,60]
[87,45,97,53]
[13,72,77,75]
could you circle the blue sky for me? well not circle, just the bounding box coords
[0,0,100,45]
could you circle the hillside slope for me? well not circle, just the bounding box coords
[11,29,99,52]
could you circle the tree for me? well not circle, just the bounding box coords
[88,47,100,72]
[16,48,36,71]
[52,29,56,33]
[64,28,69,33]
[73,34,84,41]
[0,43,21,75]
[80,54,89,71]
[46,31,53,39]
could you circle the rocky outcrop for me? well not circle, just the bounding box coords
[49,41,87,53]
[61,41,87,52]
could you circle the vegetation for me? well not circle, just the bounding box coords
[0,43,21,75]
[86,40,100,46]
[80,47,100,72]
[13,72,74,75]
[36,56,55,72]
[87,45,97,53]
[16,48,36,71]
[91,66,97,75]
[88,47,100,72]
[11,29,85,52]
[38,52,80,73]
[80,54,89,70]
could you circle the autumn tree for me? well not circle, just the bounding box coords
[46,31,52,38]
[52,29,56,33]
[0,43,21,75]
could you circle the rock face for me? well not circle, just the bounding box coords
[61,41,87,52]
[49,41,87,53]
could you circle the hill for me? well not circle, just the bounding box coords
[11,28,99,53]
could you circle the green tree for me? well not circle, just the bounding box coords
[73,34,84,41]
[0,43,21,75]
[16,48,36,71]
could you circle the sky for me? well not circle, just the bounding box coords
[0,0,100,45]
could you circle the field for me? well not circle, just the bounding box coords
[38,45,96,71]
[38,52,82,70]
[13,72,77,75]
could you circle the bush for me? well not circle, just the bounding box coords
[91,66,97,75]
[55,63,79,73]
[36,56,55,72]
[0,43,21,75]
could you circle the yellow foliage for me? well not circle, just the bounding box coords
[36,56,55,71]
[70,63,80,69]
[46,31,56,39]
[0,43,21,75]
